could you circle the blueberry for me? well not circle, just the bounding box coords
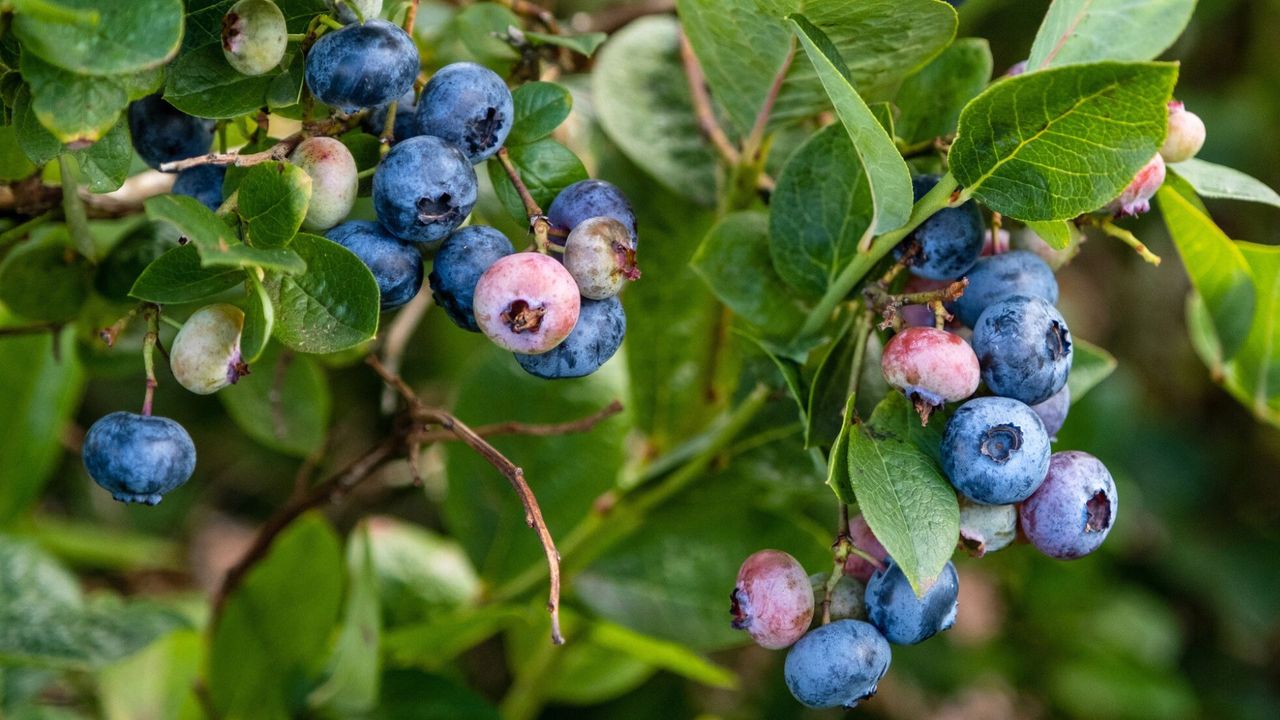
[731,549,814,649]
[953,250,1058,328]
[958,497,1018,557]
[221,0,287,76]
[1030,383,1071,438]
[82,412,197,505]
[415,62,513,164]
[865,559,959,645]
[941,396,1050,504]
[304,19,418,114]
[562,217,640,300]
[172,165,226,211]
[1020,450,1118,560]
[894,175,984,280]
[972,295,1073,405]
[127,95,215,170]
[170,303,248,395]
[547,179,638,248]
[1160,101,1205,164]
[514,296,625,379]
[473,252,580,354]
[809,573,867,622]
[325,0,382,24]
[429,226,514,331]
[290,137,358,231]
[783,620,890,709]
[363,89,420,144]
[326,221,424,310]
[843,514,889,583]
[373,136,477,246]
[880,327,980,420]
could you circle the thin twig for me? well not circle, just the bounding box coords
[402,0,420,32]
[495,147,553,251]
[378,291,433,415]
[157,116,363,173]
[411,400,623,444]
[1098,218,1162,266]
[742,38,795,161]
[678,31,739,165]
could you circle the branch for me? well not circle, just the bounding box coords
[495,147,554,251]
[157,115,364,173]
[742,37,795,161]
[410,400,623,444]
[678,31,739,165]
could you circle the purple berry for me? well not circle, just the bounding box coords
[783,620,890,709]
[473,253,580,354]
[941,396,1051,504]
[372,136,478,246]
[881,326,980,421]
[429,226,515,331]
[1020,450,1118,560]
[865,559,959,645]
[562,217,640,300]
[894,174,984,280]
[514,296,625,379]
[1030,383,1071,438]
[547,179,638,248]
[304,19,418,114]
[730,549,814,650]
[972,295,1072,406]
[127,95,215,170]
[414,62,514,164]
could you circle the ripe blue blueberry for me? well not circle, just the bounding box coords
[304,19,418,114]
[82,412,197,505]
[783,620,890,709]
[172,165,226,211]
[952,250,1058,328]
[429,226,515,331]
[326,221,424,310]
[895,175,984,280]
[415,62,514,164]
[127,95,215,169]
[941,396,1051,505]
[373,136,478,246]
[1030,383,1071,438]
[363,89,420,144]
[514,296,625,379]
[1020,451,1118,560]
[547,179,638,248]
[865,559,959,645]
[973,295,1073,405]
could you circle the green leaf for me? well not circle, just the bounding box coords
[588,620,737,690]
[0,329,84,524]
[805,314,859,448]
[1026,220,1074,250]
[267,51,306,112]
[846,392,958,593]
[523,30,607,57]
[950,61,1178,221]
[507,611,654,705]
[365,516,481,627]
[1027,0,1196,70]
[0,599,189,671]
[265,233,380,354]
[789,14,912,235]
[592,15,718,206]
[1067,337,1118,403]
[208,514,343,720]
[676,0,957,136]
[20,53,127,145]
[70,117,131,192]
[507,81,572,146]
[1185,292,1223,378]
[0,124,38,181]
[894,38,993,146]
[237,163,313,249]
[487,138,587,225]
[1214,242,1280,427]
[372,671,500,720]
[129,244,246,304]
[9,516,182,572]
[219,343,330,457]
[453,1,521,68]
[163,44,276,119]
[0,535,80,607]
[145,195,307,273]
[769,124,874,297]
[98,629,203,720]
[12,85,62,166]
[691,211,807,337]
[384,606,526,672]
[1156,182,1256,359]
[1168,158,1280,209]
[309,524,381,716]
[0,236,92,322]
[240,275,273,364]
[12,0,183,76]
[825,392,857,499]
[441,350,628,585]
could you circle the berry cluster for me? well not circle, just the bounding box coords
[81,6,639,507]
[721,100,1206,707]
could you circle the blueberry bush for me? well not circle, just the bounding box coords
[1,1,1278,718]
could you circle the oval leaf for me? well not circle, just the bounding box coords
[238,162,313,249]
[266,233,380,354]
[692,211,807,337]
[507,81,572,146]
[1027,0,1196,70]
[1168,158,1280,210]
[13,0,183,76]
[219,343,330,457]
[129,244,246,304]
[894,38,993,146]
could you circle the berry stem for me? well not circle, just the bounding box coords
[379,100,399,151]
[799,173,963,339]
[317,14,344,31]
[402,0,420,32]
[159,314,184,332]
[141,305,160,417]
[494,146,554,252]
[1097,218,1162,266]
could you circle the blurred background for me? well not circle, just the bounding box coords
[2,1,1279,719]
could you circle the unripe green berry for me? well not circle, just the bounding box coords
[563,217,640,300]
[170,304,248,395]
[290,137,358,231]
[326,0,383,24]
[222,0,288,77]
[1160,101,1206,164]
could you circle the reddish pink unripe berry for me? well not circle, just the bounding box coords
[881,327,980,418]
[730,549,814,649]
[843,515,888,583]
[1106,153,1165,217]
[474,252,580,354]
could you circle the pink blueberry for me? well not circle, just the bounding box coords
[562,217,640,300]
[843,515,888,583]
[473,252,581,354]
[731,549,814,649]
[1160,101,1206,164]
[1106,153,1165,217]
[881,326,981,420]
[290,136,358,231]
